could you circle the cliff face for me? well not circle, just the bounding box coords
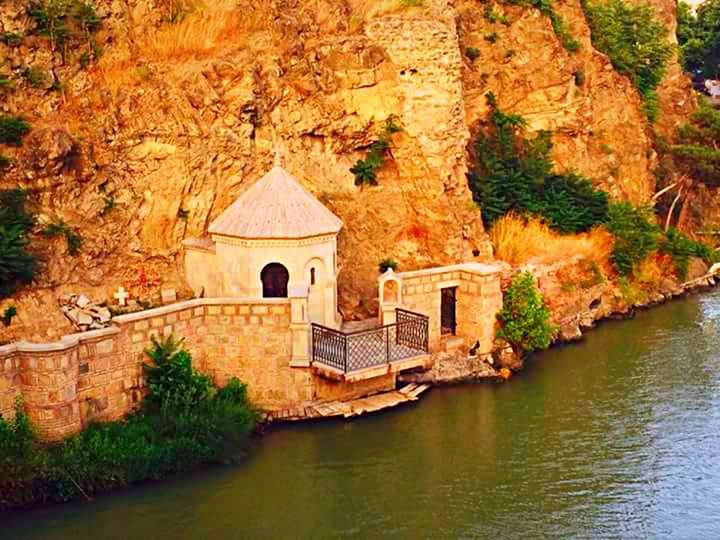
[0,0,698,339]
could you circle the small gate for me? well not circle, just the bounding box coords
[441,287,456,335]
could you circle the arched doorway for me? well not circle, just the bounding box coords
[261,263,289,298]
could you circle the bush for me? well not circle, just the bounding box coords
[659,228,716,280]
[2,305,17,326]
[23,66,47,88]
[0,338,256,511]
[42,220,82,255]
[677,0,720,79]
[469,93,608,232]
[496,272,555,356]
[378,258,398,273]
[582,0,672,122]
[672,101,720,187]
[0,189,37,298]
[0,115,31,146]
[28,1,101,63]
[465,47,480,61]
[503,0,580,52]
[604,202,659,276]
[0,32,23,46]
[350,116,401,186]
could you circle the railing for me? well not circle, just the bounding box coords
[311,308,429,373]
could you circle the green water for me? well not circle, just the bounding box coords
[4,291,720,538]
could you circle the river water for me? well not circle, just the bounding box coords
[4,291,720,539]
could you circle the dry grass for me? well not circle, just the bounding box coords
[633,253,674,291]
[143,0,263,62]
[348,0,425,24]
[489,213,614,267]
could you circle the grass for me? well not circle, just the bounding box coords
[489,213,613,267]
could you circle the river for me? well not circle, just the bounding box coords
[3,291,720,538]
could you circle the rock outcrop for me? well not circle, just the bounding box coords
[0,0,703,339]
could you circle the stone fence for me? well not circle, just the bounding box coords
[0,297,312,441]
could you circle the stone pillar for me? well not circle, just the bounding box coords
[378,269,402,325]
[288,283,310,368]
[19,344,82,441]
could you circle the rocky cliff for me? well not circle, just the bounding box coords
[0,0,699,340]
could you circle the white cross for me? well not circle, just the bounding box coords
[114,286,129,306]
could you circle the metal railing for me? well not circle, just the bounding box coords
[311,308,429,373]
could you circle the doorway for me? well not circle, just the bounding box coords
[441,287,457,335]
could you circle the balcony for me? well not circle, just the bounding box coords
[311,308,430,381]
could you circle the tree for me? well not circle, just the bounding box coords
[677,0,720,79]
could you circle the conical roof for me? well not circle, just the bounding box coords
[208,166,343,239]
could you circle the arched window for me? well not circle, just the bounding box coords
[261,263,289,298]
[310,267,316,285]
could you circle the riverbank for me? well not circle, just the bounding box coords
[5,288,720,538]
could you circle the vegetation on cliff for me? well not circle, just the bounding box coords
[497,272,555,356]
[672,101,720,188]
[0,336,256,511]
[469,93,608,233]
[582,0,673,121]
[0,189,37,298]
[678,0,720,79]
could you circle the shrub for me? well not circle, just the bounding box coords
[573,68,586,86]
[0,155,10,170]
[0,115,31,146]
[143,335,213,408]
[378,258,398,273]
[672,101,720,187]
[496,272,555,356]
[659,228,716,280]
[42,220,82,255]
[0,189,37,298]
[28,1,101,62]
[469,93,608,232]
[582,0,672,122]
[0,338,256,510]
[350,116,401,186]
[23,66,48,88]
[0,32,23,46]
[677,0,720,79]
[2,305,17,326]
[604,202,659,275]
[465,46,481,61]
[0,75,12,90]
[503,0,580,52]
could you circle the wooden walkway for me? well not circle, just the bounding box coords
[265,383,431,423]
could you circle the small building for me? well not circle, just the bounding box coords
[183,164,343,328]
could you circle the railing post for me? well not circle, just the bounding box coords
[386,326,391,364]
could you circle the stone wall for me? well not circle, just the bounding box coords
[0,298,312,441]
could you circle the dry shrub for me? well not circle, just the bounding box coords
[348,0,424,24]
[489,212,614,267]
[144,0,262,62]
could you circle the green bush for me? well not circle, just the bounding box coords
[465,46,481,61]
[582,0,672,122]
[468,93,608,232]
[42,220,82,255]
[503,0,580,52]
[378,258,398,273]
[0,337,256,511]
[659,228,716,280]
[23,66,48,88]
[0,189,37,298]
[2,305,17,326]
[604,202,659,276]
[0,115,31,146]
[0,32,23,46]
[672,101,720,187]
[496,272,555,355]
[677,0,720,79]
[350,116,401,186]
[28,1,101,63]
[0,155,10,170]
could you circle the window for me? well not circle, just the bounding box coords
[261,263,289,298]
[310,267,316,285]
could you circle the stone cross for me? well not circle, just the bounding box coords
[113,286,129,306]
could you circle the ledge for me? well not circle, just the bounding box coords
[394,262,503,280]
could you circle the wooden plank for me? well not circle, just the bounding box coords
[398,383,417,395]
[409,384,430,399]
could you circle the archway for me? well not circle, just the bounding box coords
[261,263,289,298]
